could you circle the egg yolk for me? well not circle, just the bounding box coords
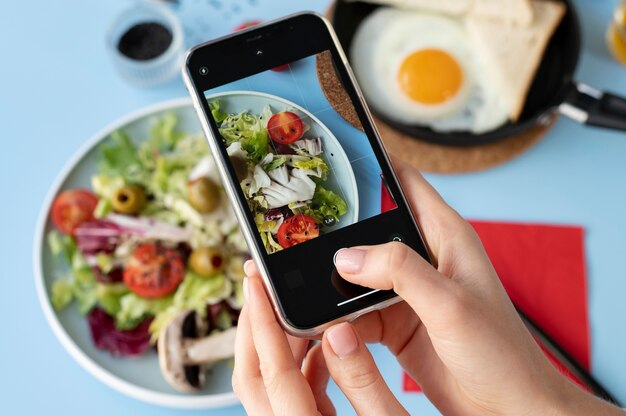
[397,49,463,105]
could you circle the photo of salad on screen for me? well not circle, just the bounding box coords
[208,95,353,254]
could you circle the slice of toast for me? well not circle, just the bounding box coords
[471,0,533,26]
[342,0,473,16]
[465,0,566,120]
[343,0,533,25]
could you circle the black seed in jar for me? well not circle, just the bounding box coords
[118,22,173,61]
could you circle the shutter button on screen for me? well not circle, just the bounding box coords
[389,233,404,242]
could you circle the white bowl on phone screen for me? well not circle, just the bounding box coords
[206,90,359,227]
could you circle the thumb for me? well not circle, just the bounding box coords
[334,242,457,326]
[322,323,408,416]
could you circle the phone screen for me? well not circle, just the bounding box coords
[188,15,430,330]
[203,51,397,256]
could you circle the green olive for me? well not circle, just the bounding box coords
[111,185,146,214]
[230,156,248,182]
[189,247,224,277]
[188,177,220,213]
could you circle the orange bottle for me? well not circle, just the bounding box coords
[607,1,626,66]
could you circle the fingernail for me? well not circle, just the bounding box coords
[243,277,249,301]
[334,248,366,273]
[243,259,255,276]
[327,323,358,358]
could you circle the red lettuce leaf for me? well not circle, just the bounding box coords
[87,308,152,356]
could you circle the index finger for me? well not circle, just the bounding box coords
[246,275,318,414]
[232,306,273,416]
[243,260,310,366]
[390,157,468,262]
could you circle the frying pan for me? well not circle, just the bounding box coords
[332,0,626,146]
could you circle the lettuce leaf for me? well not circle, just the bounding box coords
[115,293,172,330]
[149,112,183,150]
[91,174,125,199]
[99,130,145,183]
[93,198,112,219]
[51,280,74,310]
[49,231,100,314]
[148,272,231,342]
[97,283,130,317]
[213,100,270,162]
[136,112,183,169]
[286,155,329,180]
[264,155,286,171]
[209,100,228,123]
[299,185,348,224]
[47,230,76,264]
[254,213,278,233]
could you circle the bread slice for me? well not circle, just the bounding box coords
[343,0,533,25]
[471,0,533,26]
[465,0,566,120]
[342,0,473,16]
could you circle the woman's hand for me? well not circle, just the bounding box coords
[333,160,622,416]
[233,265,409,416]
[235,159,623,416]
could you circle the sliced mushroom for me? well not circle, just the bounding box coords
[158,310,236,392]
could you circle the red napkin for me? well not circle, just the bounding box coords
[379,183,591,393]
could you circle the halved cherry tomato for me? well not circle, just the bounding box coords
[276,215,319,248]
[51,189,99,235]
[267,111,304,145]
[270,64,290,72]
[123,243,185,298]
[232,20,262,32]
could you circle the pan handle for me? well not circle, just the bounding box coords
[559,82,626,131]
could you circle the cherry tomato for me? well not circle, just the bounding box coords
[276,215,319,248]
[232,20,262,32]
[123,243,185,298]
[51,189,99,235]
[232,20,289,72]
[270,64,289,72]
[267,111,304,145]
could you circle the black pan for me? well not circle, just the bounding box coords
[332,0,626,146]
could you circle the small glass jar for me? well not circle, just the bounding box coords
[606,0,626,66]
[107,3,184,87]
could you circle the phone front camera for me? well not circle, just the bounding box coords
[199,66,209,76]
[255,49,264,57]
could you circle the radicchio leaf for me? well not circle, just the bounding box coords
[87,308,152,356]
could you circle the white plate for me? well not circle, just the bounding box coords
[33,98,238,409]
[33,95,358,409]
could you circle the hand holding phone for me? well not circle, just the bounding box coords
[234,160,624,416]
[183,13,431,337]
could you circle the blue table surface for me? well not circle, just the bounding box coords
[1,0,625,414]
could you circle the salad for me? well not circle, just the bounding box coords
[209,99,348,254]
[48,113,247,365]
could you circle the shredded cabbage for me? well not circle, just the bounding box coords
[211,100,271,162]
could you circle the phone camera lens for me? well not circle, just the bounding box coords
[256,49,264,57]
[199,67,209,76]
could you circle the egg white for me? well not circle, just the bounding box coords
[350,8,510,134]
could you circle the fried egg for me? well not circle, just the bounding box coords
[350,8,509,134]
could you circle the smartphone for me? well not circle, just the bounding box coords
[183,12,431,337]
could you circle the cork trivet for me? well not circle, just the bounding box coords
[318,4,555,174]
